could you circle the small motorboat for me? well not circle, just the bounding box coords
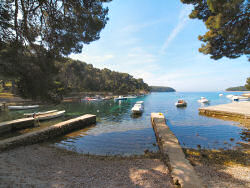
[226,95,234,99]
[126,95,137,99]
[8,105,39,110]
[24,110,58,117]
[232,96,239,101]
[114,96,127,101]
[219,94,223,96]
[35,110,65,121]
[131,104,144,114]
[175,99,187,107]
[82,97,102,102]
[136,101,144,104]
[102,96,113,100]
[198,97,209,103]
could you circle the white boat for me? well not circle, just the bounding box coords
[131,104,144,114]
[232,96,239,101]
[126,95,137,99]
[136,101,144,104]
[35,110,65,121]
[175,99,187,107]
[24,110,58,117]
[226,95,234,99]
[82,97,102,102]
[8,105,39,110]
[219,94,223,96]
[114,96,127,101]
[198,97,209,103]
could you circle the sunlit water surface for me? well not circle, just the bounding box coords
[0,92,249,156]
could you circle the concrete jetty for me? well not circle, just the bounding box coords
[199,101,250,119]
[0,117,34,135]
[151,113,203,188]
[0,114,96,151]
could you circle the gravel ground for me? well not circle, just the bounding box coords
[0,144,174,188]
[194,164,250,188]
[184,149,250,188]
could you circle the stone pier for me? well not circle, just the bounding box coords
[199,101,250,119]
[0,114,96,151]
[0,117,34,135]
[151,113,203,188]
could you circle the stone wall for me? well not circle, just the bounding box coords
[0,114,96,152]
[0,117,34,135]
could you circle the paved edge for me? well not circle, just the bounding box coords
[199,108,250,119]
[199,102,250,119]
[0,114,96,152]
[151,113,204,188]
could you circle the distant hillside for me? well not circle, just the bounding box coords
[150,86,176,92]
[226,86,249,91]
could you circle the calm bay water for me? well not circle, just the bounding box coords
[0,92,249,156]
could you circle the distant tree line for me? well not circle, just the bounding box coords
[226,78,250,91]
[0,57,150,101]
[226,86,248,91]
[57,58,150,95]
[245,77,250,90]
[150,86,176,92]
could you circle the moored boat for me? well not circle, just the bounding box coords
[131,101,144,114]
[232,96,239,101]
[219,94,223,96]
[82,97,102,102]
[175,99,187,107]
[226,94,234,99]
[126,95,137,99]
[198,97,209,103]
[8,105,39,110]
[24,110,58,117]
[136,101,144,104]
[114,96,127,101]
[35,110,65,121]
[131,104,144,114]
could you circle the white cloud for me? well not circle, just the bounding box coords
[160,5,192,54]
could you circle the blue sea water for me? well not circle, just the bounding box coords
[52,92,249,156]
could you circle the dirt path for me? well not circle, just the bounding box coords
[0,144,174,188]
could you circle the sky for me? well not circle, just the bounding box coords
[70,0,250,92]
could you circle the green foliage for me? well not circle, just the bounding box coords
[0,0,111,102]
[245,77,250,90]
[57,58,150,94]
[150,86,176,92]
[226,86,248,91]
[181,0,249,60]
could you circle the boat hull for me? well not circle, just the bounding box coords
[175,103,187,107]
[36,110,65,121]
[24,110,58,117]
[8,105,39,110]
